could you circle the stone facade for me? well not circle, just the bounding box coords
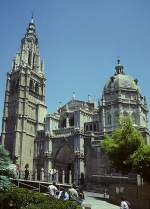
[34,99,97,184]
[1,17,47,171]
[1,19,149,184]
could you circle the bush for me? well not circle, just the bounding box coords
[0,145,16,191]
[0,187,81,209]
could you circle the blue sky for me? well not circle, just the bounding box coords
[0,0,150,129]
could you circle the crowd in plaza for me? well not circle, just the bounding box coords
[48,182,85,205]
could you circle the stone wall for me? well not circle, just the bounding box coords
[86,175,150,209]
[109,183,150,209]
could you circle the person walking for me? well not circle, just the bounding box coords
[58,187,69,201]
[120,197,131,209]
[68,184,78,201]
[76,187,85,205]
[52,169,57,182]
[24,168,29,180]
[48,182,58,197]
[24,163,29,180]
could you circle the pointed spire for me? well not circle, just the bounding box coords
[10,16,44,74]
[115,57,124,75]
[98,99,100,107]
[41,60,44,72]
[31,12,34,24]
[88,94,91,102]
[144,96,147,106]
[25,15,37,41]
[72,92,76,101]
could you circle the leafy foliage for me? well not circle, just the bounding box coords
[103,116,150,183]
[131,144,150,182]
[0,145,15,190]
[0,187,81,209]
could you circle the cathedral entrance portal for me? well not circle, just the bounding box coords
[53,143,74,184]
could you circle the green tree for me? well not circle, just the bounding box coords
[131,144,150,183]
[103,116,150,183]
[0,145,15,190]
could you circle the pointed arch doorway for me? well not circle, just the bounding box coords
[53,143,74,184]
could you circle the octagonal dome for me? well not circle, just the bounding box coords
[104,74,139,91]
[104,59,140,92]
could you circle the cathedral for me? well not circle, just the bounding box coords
[1,17,149,185]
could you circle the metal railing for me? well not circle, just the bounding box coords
[11,178,71,194]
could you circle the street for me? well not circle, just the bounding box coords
[82,192,120,209]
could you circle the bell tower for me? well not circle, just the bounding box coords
[1,17,47,170]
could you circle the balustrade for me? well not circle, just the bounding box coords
[17,168,73,185]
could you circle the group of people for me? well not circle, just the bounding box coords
[48,182,84,204]
[49,169,57,182]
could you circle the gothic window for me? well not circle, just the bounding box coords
[29,79,34,91]
[132,93,137,101]
[94,124,97,131]
[40,143,43,153]
[143,115,146,123]
[61,118,66,128]
[125,93,130,99]
[15,79,19,90]
[30,124,33,132]
[35,83,39,94]
[90,124,92,131]
[33,54,35,67]
[69,116,74,127]
[132,112,137,124]
[85,125,88,131]
[10,80,16,94]
[28,50,32,66]
[106,113,112,125]
[114,111,119,124]
[123,111,128,117]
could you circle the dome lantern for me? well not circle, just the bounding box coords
[115,58,124,75]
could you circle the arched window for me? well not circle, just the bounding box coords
[90,125,92,131]
[85,125,88,131]
[16,78,19,88]
[35,83,39,94]
[33,54,35,67]
[29,79,34,91]
[132,112,137,124]
[62,118,66,128]
[28,51,32,66]
[69,116,74,127]
[10,80,16,93]
[106,113,111,125]
[114,111,119,124]
[123,111,128,117]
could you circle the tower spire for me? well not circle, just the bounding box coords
[31,12,34,23]
[10,17,43,74]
